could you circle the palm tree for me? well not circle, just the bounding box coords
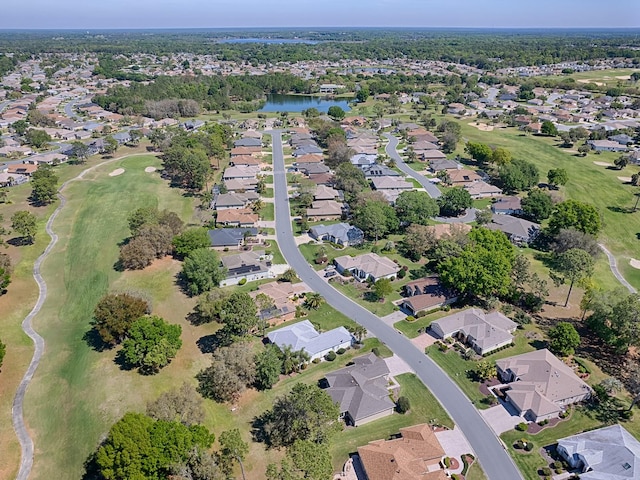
[294,349,310,372]
[304,292,324,310]
[251,199,264,214]
[349,325,367,343]
[281,345,296,375]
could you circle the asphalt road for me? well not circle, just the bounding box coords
[383,133,477,223]
[63,96,89,120]
[268,130,523,480]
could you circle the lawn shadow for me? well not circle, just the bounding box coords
[7,236,32,247]
[363,291,379,303]
[529,339,547,350]
[607,205,636,214]
[196,332,228,354]
[82,327,113,352]
[114,349,135,372]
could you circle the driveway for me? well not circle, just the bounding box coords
[411,332,439,350]
[385,354,414,376]
[435,426,473,474]
[480,402,524,435]
[268,130,524,480]
[380,310,406,327]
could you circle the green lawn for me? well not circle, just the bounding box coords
[260,202,275,221]
[330,373,454,471]
[394,308,462,339]
[331,280,400,317]
[451,116,640,290]
[262,187,274,198]
[23,155,198,479]
[264,240,286,265]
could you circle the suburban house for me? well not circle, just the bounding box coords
[208,227,258,249]
[465,180,503,199]
[306,200,344,221]
[496,349,592,422]
[588,139,628,152]
[229,155,261,167]
[371,176,413,191]
[213,192,258,210]
[224,177,259,192]
[249,281,311,323]
[361,164,400,178]
[430,308,517,356]
[220,250,273,286]
[267,319,353,361]
[486,214,540,245]
[324,353,396,426]
[215,208,258,227]
[400,276,457,316]
[445,168,482,185]
[296,162,330,176]
[429,158,459,172]
[358,424,447,480]
[419,150,447,162]
[222,165,260,180]
[234,137,262,148]
[334,253,400,282]
[492,196,523,215]
[314,184,339,201]
[0,171,28,186]
[7,163,38,176]
[350,153,377,167]
[309,223,364,247]
[556,424,640,479]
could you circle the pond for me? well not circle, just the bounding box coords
[259,94,351,113]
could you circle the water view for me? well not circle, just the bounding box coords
[218,38,319,44]
[259,94,351,113]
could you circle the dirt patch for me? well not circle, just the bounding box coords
[630,259,640,269]
[618,176,633,183]
[144,166,156,173]
[108,168,125,177]
[468,121,494,132]
[615,75,631,80]
[593,161,613,167]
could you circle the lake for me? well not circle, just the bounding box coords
[259,94,351,113]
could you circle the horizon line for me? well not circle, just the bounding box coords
[0,26,639,31]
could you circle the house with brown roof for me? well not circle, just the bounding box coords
[464,180,503,199]
[230,155,261,167]
[314,184,339,201]
[358,424,447,480]
[306,200,344,221]
[216,208,258,227]
[371,176,413,191]
[400,276,457,315]
[445,168,482,185]
[230,146,261,157]
[426,223,471,240]
[496,349,592,422]
[7,163,38,176]
[334,253,400,282]
[250,281,311,323]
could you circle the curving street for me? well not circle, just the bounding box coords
[11,153,156,480]
[383,133,477,223]
[268,130,523,480]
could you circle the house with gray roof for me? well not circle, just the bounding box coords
[334,253,400,282]
[234,137,262,147]
[486,214,540,245]
[220,250,272,286]
[557,424,640,480]
[361,164,400,178]
[430,308,517,355]
[496,349,592,422]
[267,319,353,361]
[309,223,364,247]
[208,227,258,249]
[324,353,396,426]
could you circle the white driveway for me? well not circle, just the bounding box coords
[480,402,524,435]
[435,427,473,474]
[385,354,414,376]
[380,310,406,327]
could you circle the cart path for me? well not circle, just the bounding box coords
[12,152,158,480]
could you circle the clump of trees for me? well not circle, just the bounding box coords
[121,315,182,373]
[437,187,473,217]
[92,292,150,346]
[11,210,37,244]
[198,342,256,402]
[30,165,58,205]
[181,248,226,296]
[119,206,184,270]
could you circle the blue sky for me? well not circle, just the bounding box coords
[3,0,639,29]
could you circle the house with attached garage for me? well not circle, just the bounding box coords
[486,213,540,245]
[220,250,273,286]
[400,276,457,316]
[324,353,396,426]
[309,223,364,247]
[267,319,353,361]
[430,308,517,356]
[492,196,523,215]
[495,349,592,422]
[208,227,258,249]
[334,253,400,282]
[556,424,640,479]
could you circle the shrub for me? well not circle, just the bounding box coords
[397,268,406,279]
[573,357,592,374]
[223,247,229,252]
[336,348,346,355]
[516,422,528,431]
[443,457,451,468]
[451,475,460,480]
[406,315,416,322]
[325,351,336,361]
[396,396,410,414]
[540,467,552,476]
[417,310,429,318]
[312,358,321,364]
[238,278,247,286]
[372,347,380,357]
[524,442,534,451]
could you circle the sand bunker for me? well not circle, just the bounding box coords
[108,168,125,177]
[593,161,613,167]
[468,122,494,132]
[577,79,604,86]
[618,176,633,183]
[144,166,157,173]
[616,75,631,80]
[630,259,640,270]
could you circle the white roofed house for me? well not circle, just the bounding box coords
[267,319,353,362]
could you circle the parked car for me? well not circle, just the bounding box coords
[325,270,337,278]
